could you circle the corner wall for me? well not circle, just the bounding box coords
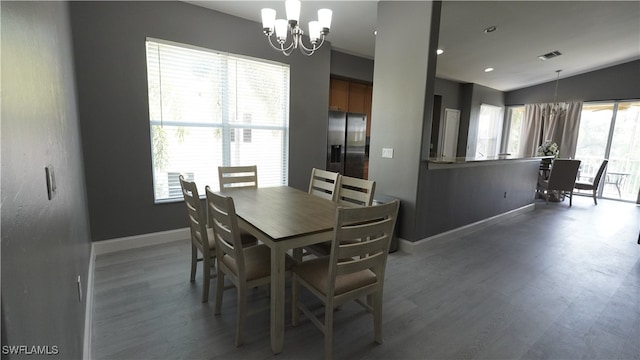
[369,1,436,241]
[1,2,92,358]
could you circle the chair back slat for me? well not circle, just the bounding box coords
[308,168,340,201]
[218,165,258,189]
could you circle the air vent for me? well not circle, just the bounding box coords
[538,50,562,61]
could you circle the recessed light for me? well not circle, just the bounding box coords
[436,49,444,55]
[483,26,498,33]
[373,30,377,36]
[484,67,494,72]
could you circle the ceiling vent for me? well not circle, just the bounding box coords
[538,50,562,61]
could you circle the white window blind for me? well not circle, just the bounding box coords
[146,39,290,202]
[475,104,504,158]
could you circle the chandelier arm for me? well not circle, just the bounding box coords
[298,36,325,53]
[266,34,295,54]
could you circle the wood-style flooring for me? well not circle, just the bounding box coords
[92,199,640,359]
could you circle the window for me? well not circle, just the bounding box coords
[146,39,290,202]
[475,104,504,158]
[502,106,524,156]
[574,101,640,201]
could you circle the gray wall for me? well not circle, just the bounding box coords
[506,59,640,105]
[417,161,540,237]
[434,78,462,114]
[330,50,375,83]
[369,1,437,241]
[69,1,331,241]
[1,2,91,358]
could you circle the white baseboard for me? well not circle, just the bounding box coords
[83,245,95,360]
[399,204,535,254]
[93,228,190,255]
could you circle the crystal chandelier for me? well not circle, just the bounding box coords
[261,0,332,56]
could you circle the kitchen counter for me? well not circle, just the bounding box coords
[427,155,551,169]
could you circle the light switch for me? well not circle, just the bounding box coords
[382,148,394,159]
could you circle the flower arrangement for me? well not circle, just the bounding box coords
[537,140,559,157]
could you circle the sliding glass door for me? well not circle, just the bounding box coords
[574,101,640,202]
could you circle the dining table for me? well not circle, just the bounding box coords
[217,186,341,354]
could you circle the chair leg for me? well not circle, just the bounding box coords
[215,269,224,315]
[236,285,247,347]
[593,189,598,205]
[291,275,300,326]
[202,256,211,303]
[373,291,383,344]
[190,245,197,282]
[569,190,573,207]
[324,302,334,360]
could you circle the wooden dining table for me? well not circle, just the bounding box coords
[217,186,341,354]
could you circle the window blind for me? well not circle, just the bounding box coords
[146,39,290,202]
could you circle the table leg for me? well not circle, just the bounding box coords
[270,245,286,354]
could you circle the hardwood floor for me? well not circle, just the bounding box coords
[92,199,640,359]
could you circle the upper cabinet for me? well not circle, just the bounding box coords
[329,78,350,112]
[329,77,373,136]
[347,82,367,114]
[329,78,372,113]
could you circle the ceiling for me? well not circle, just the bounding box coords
[186,1,640,92]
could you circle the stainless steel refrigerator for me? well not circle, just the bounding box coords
[326,110,368,178]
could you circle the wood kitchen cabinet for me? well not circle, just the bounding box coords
[329,78,373,136]
[329,78,349,111]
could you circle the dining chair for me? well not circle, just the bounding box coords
[308,168,341,201]
[205,186,294,347]
[305,176,376,257]
[179,175,216,303]
[574,159,608,205]
[218,165,260,246]
[218,165,258,189]
[335,175,376,207]
[537,159,581,206]
[291,200,399,360]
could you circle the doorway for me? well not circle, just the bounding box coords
[574,100,640,202]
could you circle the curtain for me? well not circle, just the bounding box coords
[519,104,545,156]
[519,101,583,158]
[557,102,583,158]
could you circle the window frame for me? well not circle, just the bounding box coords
[145,38,290,203]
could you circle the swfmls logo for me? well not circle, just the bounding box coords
[2,345,59,355]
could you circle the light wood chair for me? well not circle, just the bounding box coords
[306,176,376,257]
[295,168,342,261]
[308,168,340,201]
[179,175,216,303]
[205,186,294,347]
[218,165,258,189]
[335,175,376,207]
[291,200,399,360]
[537,159,581,206]
[217,165,259,247]
[574,159,608,205]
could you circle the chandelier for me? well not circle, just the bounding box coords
[261,0,332,56]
